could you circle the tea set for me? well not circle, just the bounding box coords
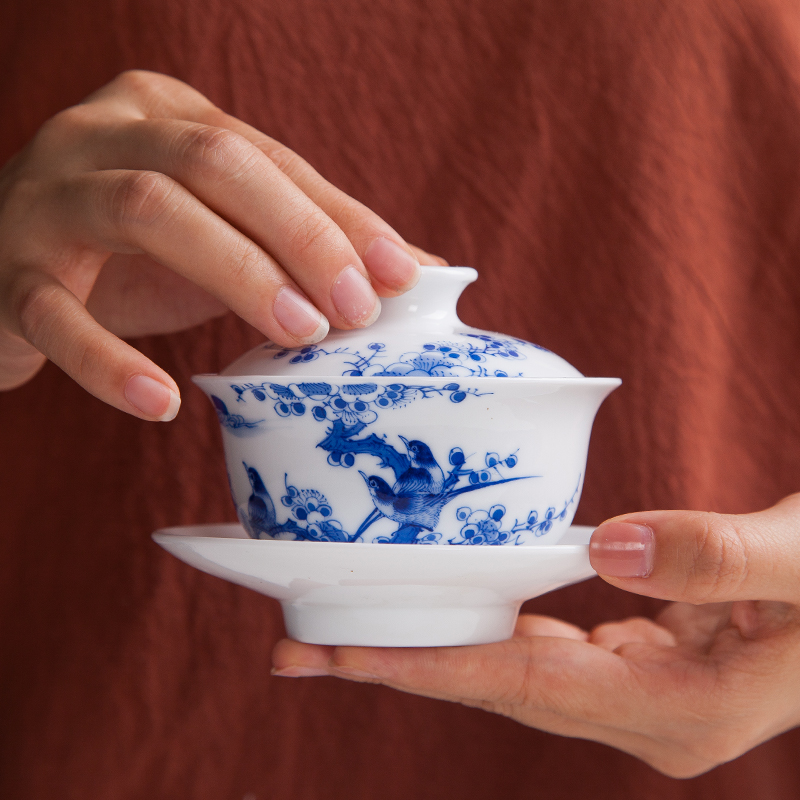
[153,267,620,646]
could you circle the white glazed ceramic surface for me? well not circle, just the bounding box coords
[152,523,597,647]
[193,267,620,547]
[222,268,583,380]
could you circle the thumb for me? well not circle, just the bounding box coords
[589,493,800,604]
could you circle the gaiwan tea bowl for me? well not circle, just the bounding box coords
[193,267,620,548]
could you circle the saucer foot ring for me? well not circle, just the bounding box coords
[282,602,521,647]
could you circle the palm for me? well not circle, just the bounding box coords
[273,599,800,777]
[470,602,800,774]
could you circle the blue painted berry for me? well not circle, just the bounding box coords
[449,447,465,466]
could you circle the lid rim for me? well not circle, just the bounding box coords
[192,373,621,384]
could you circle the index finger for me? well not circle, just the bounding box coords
[89,71,428,296]
[196,109,427,296]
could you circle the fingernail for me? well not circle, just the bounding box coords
[590,522,655,578]
[364,237,421,291]
[124,374,180,421]
[329,665,381,680]
[271,666,329,677]
[330,266,381,326]
[273,286,329,342]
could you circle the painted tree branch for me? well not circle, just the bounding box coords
[317,419,410,478]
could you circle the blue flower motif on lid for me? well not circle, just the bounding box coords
[268,333,536,379]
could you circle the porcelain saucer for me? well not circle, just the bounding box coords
[152,524,597,647]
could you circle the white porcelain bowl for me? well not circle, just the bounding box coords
[152,523,597,646]
[194,374,617,546]
[192,267,620,547]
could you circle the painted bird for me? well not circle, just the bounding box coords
[357,470,530,535]
[398,436,446,494]
[243,462,278,539]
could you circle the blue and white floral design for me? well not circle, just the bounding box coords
[239,433,551,544]
[210,395,264,430]
[240,467,350,542]
[201,267,610,548]
[231,379,488,411]
[448,480,580,545]
[453,505,518,546]
[218,380,489,434]
[223,374,582,544]
[267,333,544,379]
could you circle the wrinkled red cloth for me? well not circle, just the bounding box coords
[3,0,800,797]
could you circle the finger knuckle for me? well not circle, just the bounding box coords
[111,69,165,97]
[261,142,301,174]
[497,640,604,719]
[486,643,535,707]
[44,105,89,133]
[494,663,528,710]
[108,171,177,230]
[690,514,749,602]
[323,192,371,229]
[71,336,106,386]
[221,239,264,286]
[179,126,255,180]
[0,173,38,219]
[8,275,108,385]
[10,275,60,346]
[286,208,338,260]
[34,105,94,150]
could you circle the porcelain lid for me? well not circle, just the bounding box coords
[220,267,583,379]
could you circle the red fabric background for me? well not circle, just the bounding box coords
[3,0,800,797]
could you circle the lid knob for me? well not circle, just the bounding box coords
[375,267,477,333]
